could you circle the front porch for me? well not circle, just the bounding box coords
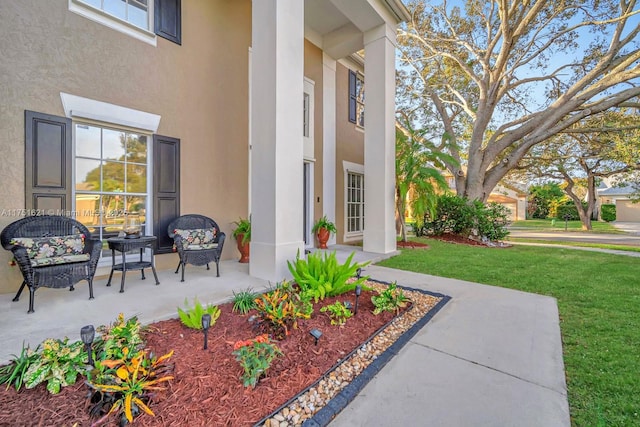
[0,246,395,364]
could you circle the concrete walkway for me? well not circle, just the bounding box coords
[0,247,570,426]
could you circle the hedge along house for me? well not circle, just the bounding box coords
[0,0,408,293]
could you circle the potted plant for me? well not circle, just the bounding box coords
[311,215,336,249]
[232,217,251,263]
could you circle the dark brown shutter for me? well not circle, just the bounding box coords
[348,70,357,124]
[155,0,182,45]
[153,134,180,254]
[25,110,72,213]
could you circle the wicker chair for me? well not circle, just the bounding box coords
[167,214,226,281]
[0,215,102,313]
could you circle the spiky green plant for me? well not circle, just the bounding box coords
[177,297,221,330]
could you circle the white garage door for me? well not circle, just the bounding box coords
[616,200,640,222]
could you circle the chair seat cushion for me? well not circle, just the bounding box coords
[11,234,85,259]
[173,228,217,250]
[30,253,91,267]
[184,243,219,251]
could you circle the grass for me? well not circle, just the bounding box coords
[511,219,622,233]
[378,238,640,427]
[507,238,640,253]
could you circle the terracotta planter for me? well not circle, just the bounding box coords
[236,234,250,263]
[316,228,330,249]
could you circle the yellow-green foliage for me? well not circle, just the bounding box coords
[287,251,370,302]
[177,297,221,330]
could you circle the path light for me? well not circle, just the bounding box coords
[356,268,362,279]
[80,325,95,366]
[201,313,212,350]
[309,328,322,346]
[355,284,362,315]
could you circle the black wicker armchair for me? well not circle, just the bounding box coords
[167,214,226,281]
[0,215,102,313]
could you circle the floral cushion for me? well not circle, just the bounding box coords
[183,243,219,251]
[10,234,85,260]
[30,253,91,267]
[173,228,217,250]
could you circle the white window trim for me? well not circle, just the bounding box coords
[62,94,159,265]
[69,0,157,46]
[60,92,161,133]
[343,161,364,242]
[303,77,315,161]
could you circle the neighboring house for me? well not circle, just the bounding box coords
[443,174,527,221]
[0,0,409,294]
[597,184,640,222]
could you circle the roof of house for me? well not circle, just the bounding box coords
[598,185,637,196]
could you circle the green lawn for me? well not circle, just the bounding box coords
[511,219,622,233]
[379,239,640,427]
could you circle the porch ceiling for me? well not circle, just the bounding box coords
[304,0,408,59]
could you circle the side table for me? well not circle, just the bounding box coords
[106,236,160,293]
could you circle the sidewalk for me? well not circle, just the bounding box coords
[0,247,570,426]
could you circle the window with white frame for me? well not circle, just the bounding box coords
[303,92,310,137]
[346,171,365,234]
[348,70,365,128]
[74,123,149,242]
[78,0,150,30]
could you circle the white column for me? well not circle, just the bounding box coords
[363,24,397,254]
[322,53,337,246]
[250,0,304,281]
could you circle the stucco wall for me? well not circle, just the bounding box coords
[0,0,251,293]
[335,62,365,244]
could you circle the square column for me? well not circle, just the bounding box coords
[322,53,337,246]
[250,0,305,281]
[363,24,397,254]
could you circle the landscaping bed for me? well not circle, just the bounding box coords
[0,280,445,426]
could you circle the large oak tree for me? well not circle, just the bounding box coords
[397,0,640,202]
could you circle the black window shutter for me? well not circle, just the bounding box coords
[25,110,72,213]
[348,70,357,124]
[155,0,182,45]
[153,134,180,254]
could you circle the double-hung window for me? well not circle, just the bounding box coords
[346,171,365,234]
[348,70,365,127]
[75,123,149,243]
[69,0,182,45]
[80,0,150,30]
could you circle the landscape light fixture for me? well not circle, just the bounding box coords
[309,328,322,346]
[201,313,212,350]
[355,284,362,315]
[80,325,95,366]
[356,268,362,279]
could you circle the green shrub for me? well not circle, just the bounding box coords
[287,251,370,302]
[232,287,258,314]
[419,195,509,241]
[601,204,616,222]
[320,301,353,326]
[177,298,221,330]
[95,313,145,362]
[24,338,86,394]
[556,202,583,221]
[254,280,311,339]
[371,282,409,315]
[0,343,41,391]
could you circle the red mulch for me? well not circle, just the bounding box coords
[0,290,404,427]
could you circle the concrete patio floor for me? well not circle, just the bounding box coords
[0,246,570,426]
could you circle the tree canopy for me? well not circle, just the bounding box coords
[397,0,640,202]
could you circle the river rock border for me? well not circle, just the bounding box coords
[257,280,451,427]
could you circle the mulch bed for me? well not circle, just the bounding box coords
[0,284,438,427]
